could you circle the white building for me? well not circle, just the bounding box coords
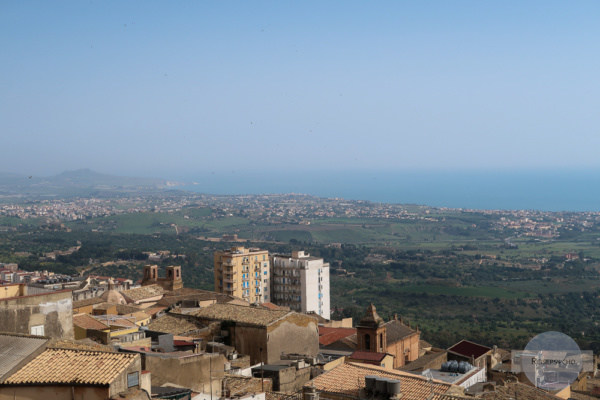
[270,251,330,319]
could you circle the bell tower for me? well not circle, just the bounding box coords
[356,303,387,353]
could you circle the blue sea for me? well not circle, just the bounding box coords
[174,169,600,212]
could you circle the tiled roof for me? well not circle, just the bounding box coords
[306,362,453,400]
[477,382,561,400]
[0,333,48,380]
[73,297,104,309]
[4,348,138,385]
[261,302,286,311]
[115,304,144,315]
[159,288,238,306]
[349,351,388,362]
[384,319,417,343]
[448,340,491,360]
[144,306,167,317]
[92,302,118,311]
[400,348,447,373]
[123,311,150,323]
[319,327,356,346]
[191,303,292,327]
[72,313,110,331]
[121,285,164,302]
[47,339,116,352]
[147,314,208,335]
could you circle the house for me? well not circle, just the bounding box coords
[303,362,461,400]
[0,284,73,339]
[447,340,493,371]
[120,346,225,396]
[0,347,149,399]
[189,303,319,364]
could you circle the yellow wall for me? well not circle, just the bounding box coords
[0,284,24,299]
[214,247,269,303]
[109,327,139,338]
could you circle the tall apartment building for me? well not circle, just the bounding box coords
[214,247,270,304]
[271,251,330,319]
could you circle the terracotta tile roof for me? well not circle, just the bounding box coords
[147,314,208,336]
[159,288,238,306]
[115,304,144,315]
[121,285,164,302]
[191,303,292,327]
[47,339,116,352]
[319,327,356,346]
[261,302,286,311]
[400,348,447,373]
[349,351,388,363]
[384,319,417,344]
[144,306,167,317]
[448,340,491,360]
[306,362,453,400]
[73,297,104,309]
[4,348,138,385]
[477,382,561,400]
[123,311,151,322]
[72,313,110,331]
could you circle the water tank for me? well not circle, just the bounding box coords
[449,360,459,372]
[365,375,377,393]
[441,361,451,372]
[458,361,473,374]
[375,378,388,394]
[386,379,401,395]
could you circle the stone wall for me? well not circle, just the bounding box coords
[0,290,73,339]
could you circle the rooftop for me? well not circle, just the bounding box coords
[306,362,453,400]
[191,303,292,327]
[447,340,491,360]
[121,284,164,302]
[147,314,208,336]
[384,319,417,343]
[318,327,356,346]
[73,313,110,331]
[0,333,48,380]
[349,351,389,363]
[4,348,138,386]
[72,297,104,309]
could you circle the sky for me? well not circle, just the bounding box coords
[2,1,600,178]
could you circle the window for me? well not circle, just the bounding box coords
[365,334,370,351]
[30,325,44,336]
[127,372,139,388]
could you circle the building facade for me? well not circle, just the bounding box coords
[214,247,270,304]
[356,304,420,369]
[271,251,330,319]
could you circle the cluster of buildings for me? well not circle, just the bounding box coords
[214,247,330,319]
[0,252,599,400]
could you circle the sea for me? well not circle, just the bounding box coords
[176,169,600,212]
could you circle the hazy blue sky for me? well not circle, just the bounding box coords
[2,1,600,177]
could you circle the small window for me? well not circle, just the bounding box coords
[30,325,44,336]
[127,372,139,388]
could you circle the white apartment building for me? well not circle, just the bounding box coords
[271,251,330,319]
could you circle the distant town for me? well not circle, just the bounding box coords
[2,188,600,399]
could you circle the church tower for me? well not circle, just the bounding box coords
[356,303,387,353]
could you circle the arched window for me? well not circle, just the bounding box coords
[365,334,370,351]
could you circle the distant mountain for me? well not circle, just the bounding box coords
[0,169,182,198]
